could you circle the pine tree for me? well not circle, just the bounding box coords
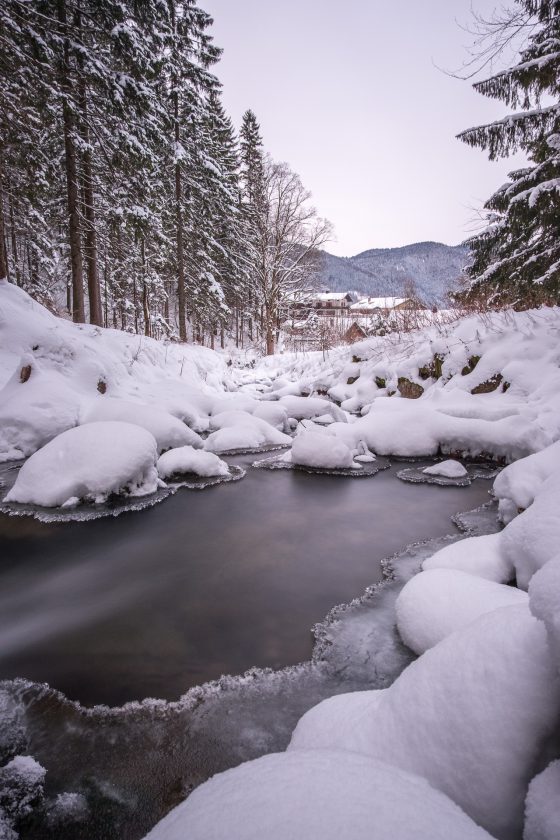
[458,0,560,307]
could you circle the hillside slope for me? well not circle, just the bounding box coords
[319,241,469,303]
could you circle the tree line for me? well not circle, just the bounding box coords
[0,0,330,352]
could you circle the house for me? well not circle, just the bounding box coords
[349,296,425,315]
[313,291,355,314]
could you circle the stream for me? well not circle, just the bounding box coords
[0,455,498,839]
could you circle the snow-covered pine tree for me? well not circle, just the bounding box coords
[239,109,266,342]
[458,0,560,307]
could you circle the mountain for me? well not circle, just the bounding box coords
[317,241,470,304]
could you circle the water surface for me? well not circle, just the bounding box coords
[0,458,492,707]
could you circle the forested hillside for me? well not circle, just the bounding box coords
[319,242,470,303]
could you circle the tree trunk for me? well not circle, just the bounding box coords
[170,1,186,342]
[58,0,85,322]
[0,157,9,281]
[77,43,102,326]
[141,238,150,336]
[8,180,21,286]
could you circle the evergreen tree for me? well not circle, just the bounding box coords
[458,0,560,307]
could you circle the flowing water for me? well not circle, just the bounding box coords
[0,457,498,839]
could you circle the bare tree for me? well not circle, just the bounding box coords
[253,158,332,354]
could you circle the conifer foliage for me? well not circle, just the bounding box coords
[0,1,327,347]
[458,0,560,307]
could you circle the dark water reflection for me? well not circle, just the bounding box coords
[0,457,492,707]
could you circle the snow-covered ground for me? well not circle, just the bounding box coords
[3,283,560,839]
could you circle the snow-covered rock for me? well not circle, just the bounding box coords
[291,430,355,470]
[0,361,81,462]
[422,533,513,583]
[82,398,203,453]
[4,422,159,507]
[252,402,290,432]
[395,568,528,654]
[278,395,346,423]
[142,750,493,840]
[289,605,560,839]
[204,411,291,453]
[157,446,229,479]
[423,459,467,478]
[524,760,560,840]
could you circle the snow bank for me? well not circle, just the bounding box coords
[250,308,560,464]
[422,533,513,583]
[290,605,560,839]
[423,459,467,478]
[395,568,528,654]
[252,402,290,432]
[142,750,493,840]
[291,430,355,470]
[524,760,560,840]
[82,398,202,453]
[157,447,229,479]
[0,281,228,463]
[493,441,560,524]
[4,422,158,507]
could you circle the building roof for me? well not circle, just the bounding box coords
[350,296,409,311]
[315,292,352,302]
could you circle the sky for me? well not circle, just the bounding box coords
[206,0,527,256]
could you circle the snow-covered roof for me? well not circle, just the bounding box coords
[315,292,351,302]
[350,297,409,310]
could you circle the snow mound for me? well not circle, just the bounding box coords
[157,447,229,479]
[0,360,81,462]
[204,411,291,453]
[252,402,290,432]
[142,750,493,840]
[395,568,528,654]
[291,430,355,470]
[529,558,560,667]
[82,398,202,453]
[493,441,560,524]
[289,605,560,839]
[423,533,513,583]
[4,422,158,508]
[500,470,560,589]
[423,459,468,478]
[278,395,347,423]
[524,760,560,840]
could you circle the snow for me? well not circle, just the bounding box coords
[290,430,356,470]
[493,442,560,524]
[422,532,513,583]
[157,446,229,479]
[0,755,45,824]
[277,395,347,423]
[82,398,203,453]
[0,281,228,467]
[204,411,291,453]
[500,468,560,589]
[4,422,159,507]
[252,402,290,432]
[289,606,560,839]
[529,558,560,667]
[142,750,493,840]
[423,459,468,478]
[395,568,528,654]
[524,760,560,840]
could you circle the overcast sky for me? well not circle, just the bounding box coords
[206,0,526,256]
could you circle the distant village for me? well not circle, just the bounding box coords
[281,290,435,351]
